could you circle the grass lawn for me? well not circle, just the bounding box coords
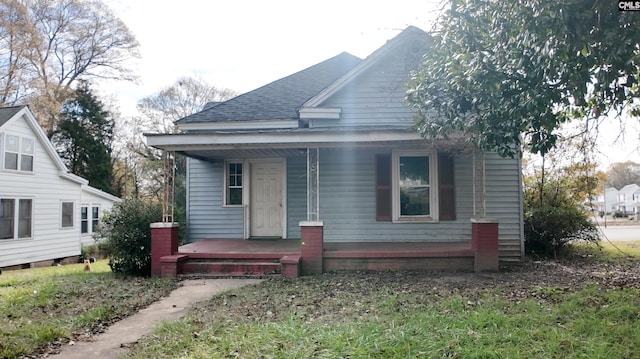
[0,260,177,359]
[124,244,640,359]
[1,243,639,359]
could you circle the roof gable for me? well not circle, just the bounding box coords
[176,52,361,125]
[1,106,89,186]
[301,26,432,110]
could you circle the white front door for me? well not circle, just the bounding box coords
[250,159,284,237]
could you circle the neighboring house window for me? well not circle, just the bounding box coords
[61,202,74,228]
[3,134,34,172]
[81,205,100,234]
[376,152,455,222]
[81,206,89,233]
[225,161,243,206]
[0,199,15,239]
[0,198,32,239]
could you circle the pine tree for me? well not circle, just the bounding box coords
[52,81,115,195]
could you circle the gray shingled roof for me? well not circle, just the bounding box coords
[176,52,362,124]
[0,105,25,127]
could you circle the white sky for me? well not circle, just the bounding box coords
[101,0,442,116]
[100,0,639,168]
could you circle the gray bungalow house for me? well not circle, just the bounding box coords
[146,26,524,276]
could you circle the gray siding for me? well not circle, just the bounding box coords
[315,149,523,261]
[185,150,524,261]
[483,153,524,260]
[286,156,306,238]
[315,37,424,128]
[318,148,471,242]
[187,158,244,241]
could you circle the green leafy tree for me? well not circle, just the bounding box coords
[406,0,640,157]
[52,81,115,194]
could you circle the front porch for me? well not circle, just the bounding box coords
[151,219,499,278]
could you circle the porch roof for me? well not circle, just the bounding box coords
[146,126,463,160]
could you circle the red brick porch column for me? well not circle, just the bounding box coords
[300,221,324,275]
[150,222,179,277]
[471,218,499,272]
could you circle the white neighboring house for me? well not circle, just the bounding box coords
[0,106,120,268]
[593,187,619,214]
[613,184,640,215]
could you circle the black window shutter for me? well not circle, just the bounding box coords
[376,154,392,221]
[438,152,456,220]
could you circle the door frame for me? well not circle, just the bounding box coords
[244,158,287,239]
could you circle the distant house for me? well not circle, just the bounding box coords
[0,106,120,269]
[614,184,640,215]
[593,187,619,214]
[146,26,524,275]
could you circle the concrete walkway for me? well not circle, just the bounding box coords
[53,279,263,359]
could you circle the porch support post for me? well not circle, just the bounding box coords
[471,218,499,272]
[150,222,179,277]
[300,221,324,274]
[307,147,319,221]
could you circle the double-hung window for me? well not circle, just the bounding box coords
[3,134,34,172]
[376,151,456,223]
[1,198,33,240]
[225,161,243,206]
[81,205,100,234]
[393,151,435,221]
[61,202,74,228]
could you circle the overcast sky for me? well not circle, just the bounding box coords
[101,0,442,115]
[100,0,639,168]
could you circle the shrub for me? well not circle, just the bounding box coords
[524,202,599,257]
[523,161,601,257]
[96,199,162,276]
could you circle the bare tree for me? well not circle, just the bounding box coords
[122,76,237,200]
[0,0,139,135]
[605,161,640,190]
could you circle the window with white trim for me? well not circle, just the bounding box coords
[224,161,243,206]
[377,151,455,223]
[3,134,34,172]
[393,151,436,221]
[1,197,33,239]
[61,201,74,228]
[81,205,100,234]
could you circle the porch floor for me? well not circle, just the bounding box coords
[178,239,302,259]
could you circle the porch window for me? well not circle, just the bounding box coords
[61,202,74,228]
[376,151,456,222]
[394,152,433,220]
[3,134,34,172]
[225,161,243,206]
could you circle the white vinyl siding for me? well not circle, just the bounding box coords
[1,110,119,267]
